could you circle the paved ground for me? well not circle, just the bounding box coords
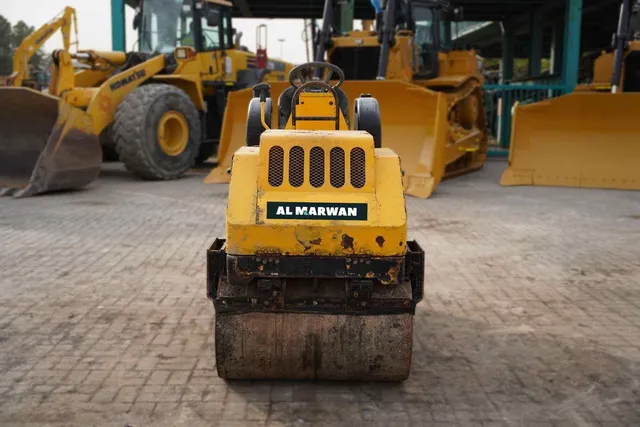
[0,160,639,427]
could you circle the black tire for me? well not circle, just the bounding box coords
[354,96,382,148]
[194,142,217,165]
[113,84,201,180]
[246,97,272,146]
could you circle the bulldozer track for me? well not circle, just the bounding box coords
[445,78,483,114]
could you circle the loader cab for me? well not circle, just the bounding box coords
[137,0,234,54]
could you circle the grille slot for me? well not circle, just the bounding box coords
[330,147,345,188]
[268,146,284,187]
[309,147,325,188]
[288,146,305,187]
[350,147,366,188]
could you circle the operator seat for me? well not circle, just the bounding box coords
[245,83,382,149]
[276,85,351,129]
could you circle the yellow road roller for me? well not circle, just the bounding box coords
[206,62,425,380]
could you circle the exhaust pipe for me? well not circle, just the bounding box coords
[314,0,335,78]
[377,0,396,79]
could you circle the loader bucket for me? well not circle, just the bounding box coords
[0,88,101,198]
[205,81,449,198]
[501,92,640,191]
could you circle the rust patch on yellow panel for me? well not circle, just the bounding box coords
[341,234,355,251]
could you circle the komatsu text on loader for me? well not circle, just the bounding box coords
[501,0,640,191]
[0,0,294,198]
[207,62,425,380]
[205,0,488,199]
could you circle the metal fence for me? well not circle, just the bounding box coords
[483,84,570,150]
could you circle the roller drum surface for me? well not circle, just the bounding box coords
[215,310,413,381]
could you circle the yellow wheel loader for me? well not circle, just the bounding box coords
[501,0,640,191]
[0,0,295,198]
[205,0,487,199]
[207,62,425,380]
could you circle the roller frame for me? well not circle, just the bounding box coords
[207,239,424,316]
[208,238,425,381]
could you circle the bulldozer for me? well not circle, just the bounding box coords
[0,0,295,198]
[205,0,488,199]
[501,0,640,191]
[1,6,79,90]
[207,62,425,380]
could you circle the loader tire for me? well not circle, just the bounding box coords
[113,84,201,180]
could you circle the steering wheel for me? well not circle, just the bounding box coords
[288,62,345,90]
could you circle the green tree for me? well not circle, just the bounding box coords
[0,14,12,75]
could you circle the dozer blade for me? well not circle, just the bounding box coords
[501,92,640,190]
[203,86,258,185]
[205,81,449,199]
[216,312,413,381]
[0,88,101,198]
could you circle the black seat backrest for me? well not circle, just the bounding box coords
[278,86,351,129]
[623,51,640,92]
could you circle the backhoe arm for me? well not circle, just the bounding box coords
[9,6,78,87]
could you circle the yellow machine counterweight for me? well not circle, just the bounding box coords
[207,63,425,380]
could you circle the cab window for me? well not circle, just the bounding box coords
[412,5,438,77]
[139,0,195,53]
[440,19,452,51]
[201,15,220,51]
[413,5,434,47]
[200,5,234,51]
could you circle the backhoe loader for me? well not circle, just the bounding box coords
[0,0,295,198]
[1,6,79,90]
[205,0,487,199]
[501,0,640,191]
[207,62,424,380]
